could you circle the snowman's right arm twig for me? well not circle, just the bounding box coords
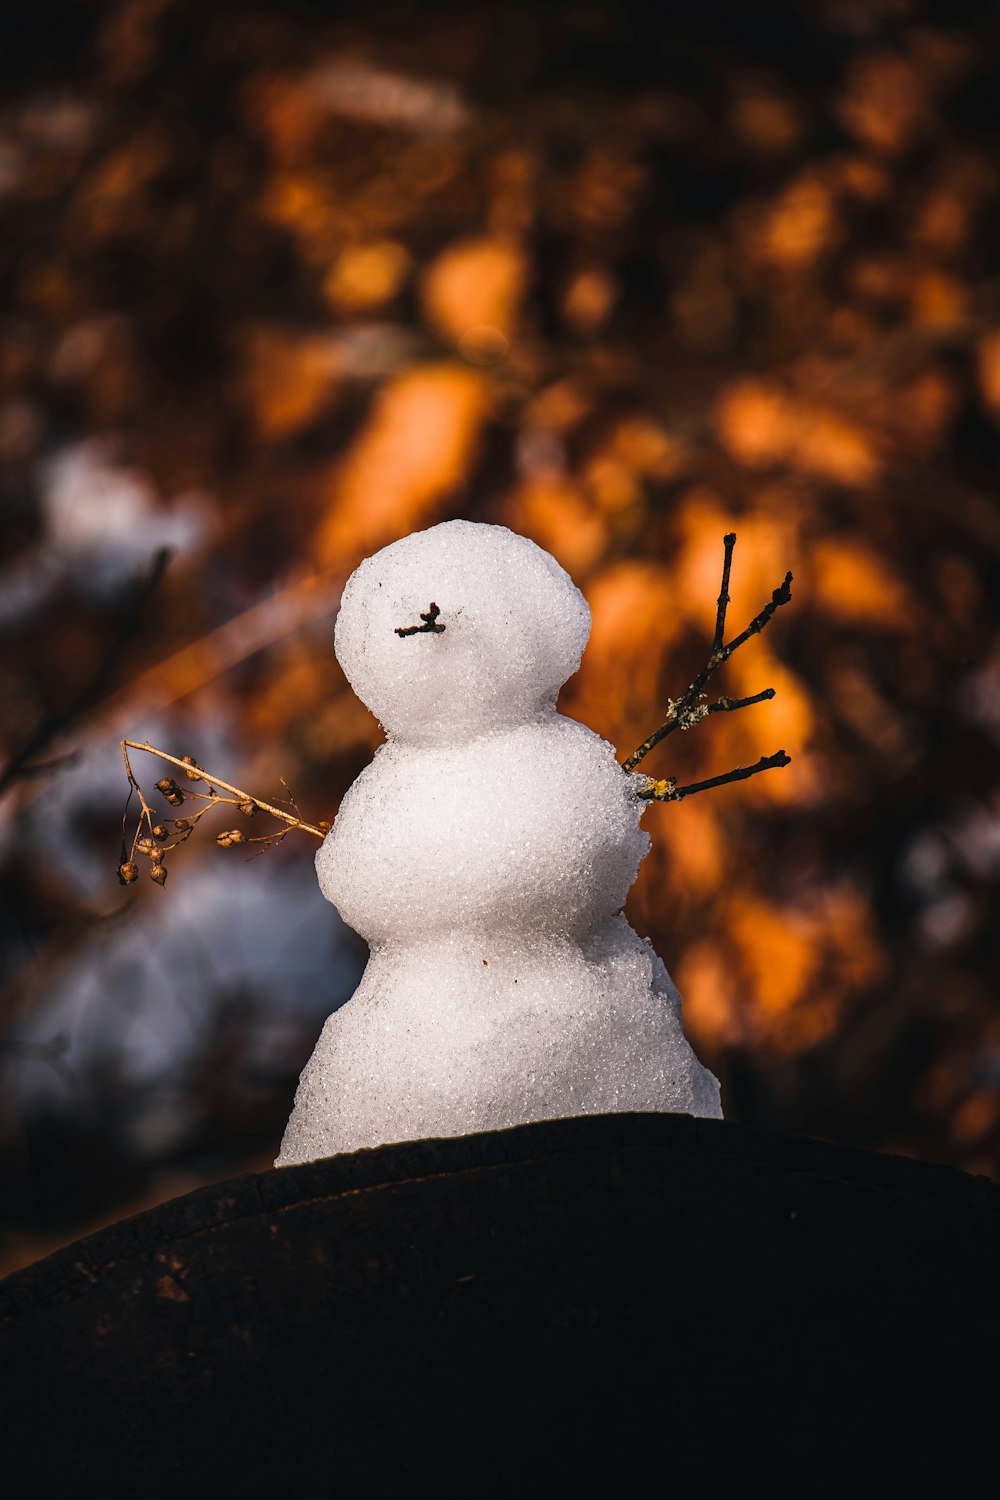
[621,533,792,797]
[117,740,329,889]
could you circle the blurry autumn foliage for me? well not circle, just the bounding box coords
[2,0,1000,1270]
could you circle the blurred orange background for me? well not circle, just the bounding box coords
[2,0,999,1272]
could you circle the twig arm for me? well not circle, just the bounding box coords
[706,687,776,717]
[121,741,326,838]
[718,573,793,661]
[620,685,777,772]
[621,533,793,776]
[621,714,680,774]
[121,740,159,847]
[637,750,791,803]
[712,532,736,654]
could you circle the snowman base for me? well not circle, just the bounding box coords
[4,1112,996,1486]
[276,916,721,1166]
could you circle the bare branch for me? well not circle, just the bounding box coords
[117,740,328,890]
[638,750,791,803]
[621,534,792,775]
[712,531,736,654]
[121,740,159,847]
[720,572,793,660]
[121,742,326,837]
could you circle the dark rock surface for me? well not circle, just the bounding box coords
[2,1112,997,1489]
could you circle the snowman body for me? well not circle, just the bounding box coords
[276,521,721,1165]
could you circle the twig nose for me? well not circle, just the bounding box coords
[395,602,445,637]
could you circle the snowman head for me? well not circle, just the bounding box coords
[334,520,591,742]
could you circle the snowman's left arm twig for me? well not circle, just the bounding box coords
[639,751,791,804]
[622,533,792,798]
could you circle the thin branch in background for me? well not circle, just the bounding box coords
[706,688,776,717]
[622,532,793,797]
[0,549,171,801]
[7,750,82,780]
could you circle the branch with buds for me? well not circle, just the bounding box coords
[118,740,328,889]
[623,532,793,801]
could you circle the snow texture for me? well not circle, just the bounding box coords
[276,520,721,1164]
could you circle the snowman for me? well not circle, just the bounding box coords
[276,520,721,1165]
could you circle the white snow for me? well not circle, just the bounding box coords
[332,519,591,743]
[276,519,721,1164]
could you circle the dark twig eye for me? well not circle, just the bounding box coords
[395,602,445,637]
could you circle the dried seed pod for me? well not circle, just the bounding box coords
[174,818,191,831]
[181,754,203,782]
[156,777,183,806]
[118,862,139,885]
[228,828,246,844]
[136,836,158,857]
[149,863,168,886]
[149,846,164,864]
[238,799,256,817]
[216,831,233,848]
[151,825,168,840]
